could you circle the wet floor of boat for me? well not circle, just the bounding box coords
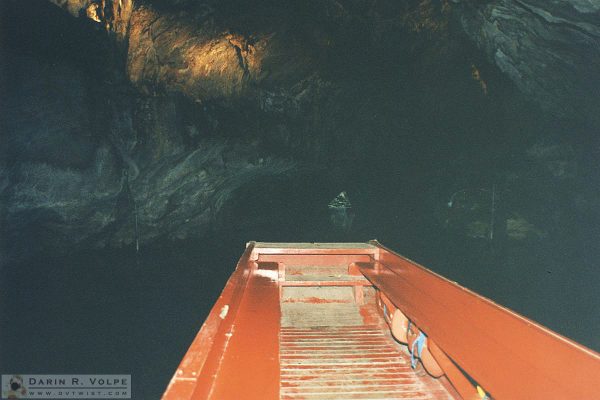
[279,267,455,400]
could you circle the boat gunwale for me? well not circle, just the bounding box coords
[162,241,600,400]
[162,242,257,399]
[361,241,600,400]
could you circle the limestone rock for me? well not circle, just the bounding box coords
[452,0,600,123]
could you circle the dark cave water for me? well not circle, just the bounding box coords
[2,168,599,399]
[0,240,239,399]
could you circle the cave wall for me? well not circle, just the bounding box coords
[1,0,457,259]
[1,1,305,259]
[48,0,600,124]
[2,0,599,264]
[452,0,600,124]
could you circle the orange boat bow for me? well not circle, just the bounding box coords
[162,242,600,400]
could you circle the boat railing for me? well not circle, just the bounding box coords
[358,241,600,400]
[162,241,600,400]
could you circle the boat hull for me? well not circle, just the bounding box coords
[162,242,600,400]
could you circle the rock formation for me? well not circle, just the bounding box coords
[452,0,600,123]
[2,0,598,263]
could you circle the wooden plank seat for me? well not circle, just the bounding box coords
[282,264,371,287]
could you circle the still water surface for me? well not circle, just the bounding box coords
[2,176,599,399]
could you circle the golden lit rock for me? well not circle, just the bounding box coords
[86,3,101,22]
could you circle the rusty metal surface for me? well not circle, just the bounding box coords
[199,261,280,399]
[280,326,453,400]
[282,264,372,288]
[162,247,280,399]
[281,303,365,327]
[163,242,600,400]
[254,242,376,249]
[285,265,370,282]
[258,254,374,267]
[282,280,373,287]
[361,242,600,400]
[280,298,455,400]
[280,263,456,400]
[162,243,256,399]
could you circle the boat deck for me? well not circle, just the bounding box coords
[162,242,600,400]
[280,300,453,399]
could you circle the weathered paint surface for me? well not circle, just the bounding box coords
[360,242,600,399]
[163,242,600,400]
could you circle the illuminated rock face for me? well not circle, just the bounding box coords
[47,0,320,111]
[48,0,600,124]
[3,0,325,258]
[126,7,257,101]
[452,0,600,123]
[3,0,598,261]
